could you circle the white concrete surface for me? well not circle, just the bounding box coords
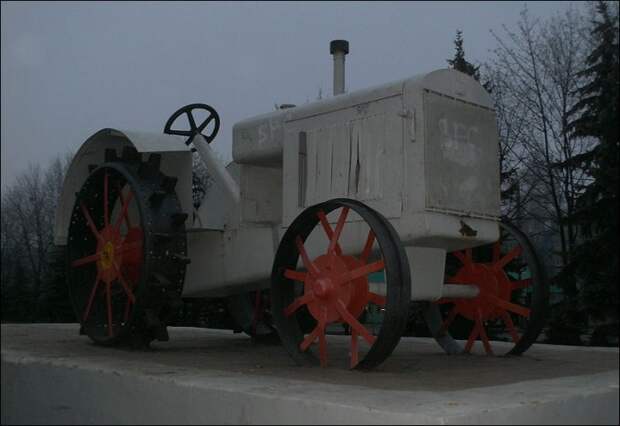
[2,324,618,425]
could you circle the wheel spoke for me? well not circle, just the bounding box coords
[111,261,136,303]
[335,300,376,345]
[295,236,320,276]
[485,294,530,318]
[317,210,343,256]
[283,269,307,282]
[80,201,102,241]
[103,173,109,227]
[477,311,494,355]
[510,278,532,291]
[106,282,113,337]
[114,190,135,231]
[82,273,101,322]
[284,292,314,317]
[300,321,324,351]
[494,246,522,270]
[71,252,101,268]
[116,183,132,228]
[186,111,197,130]
[350,329,359,369]
[327,207,349,255]
[501,310,521,343]
[335,260,385,286]
[114,183,133,230]
[368,292,386,307]
[464,321,480,353]
[439,306,458,335]
[360,230,375,264]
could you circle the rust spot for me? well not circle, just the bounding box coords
[459,220,478,237]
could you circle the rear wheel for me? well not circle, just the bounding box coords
[425,220,548,356]
[271,199,410,370]
[67,147,188,346]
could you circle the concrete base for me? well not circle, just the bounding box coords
[2,324,618,425]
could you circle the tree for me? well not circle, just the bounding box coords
[486,6,592,343]
[1,153,72,322]
[562,0,619,341]
[447,30,481,81]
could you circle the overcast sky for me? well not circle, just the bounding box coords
[1,1,585,191]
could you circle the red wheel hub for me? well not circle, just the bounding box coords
[304,254,369,323]
[450,263,511,321]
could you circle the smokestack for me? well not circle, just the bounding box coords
[330,39,349,96]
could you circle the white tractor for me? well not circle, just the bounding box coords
[53,40,548,369]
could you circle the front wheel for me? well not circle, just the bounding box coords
[271,199,410,370]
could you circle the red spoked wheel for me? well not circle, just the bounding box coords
[271,199,410,370]
[426,220,548,356]
[67,147,188,346]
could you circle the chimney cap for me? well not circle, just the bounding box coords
[330,39,349,55]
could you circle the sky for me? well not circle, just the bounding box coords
[1,1,586,191]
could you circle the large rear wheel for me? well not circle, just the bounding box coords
[67,147,189,346]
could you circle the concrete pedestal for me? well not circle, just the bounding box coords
[2,324,618,424]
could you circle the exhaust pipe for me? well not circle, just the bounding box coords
[330,39,349,96]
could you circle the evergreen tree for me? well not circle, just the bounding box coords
[447,30,481,81]
[564,0,619,341]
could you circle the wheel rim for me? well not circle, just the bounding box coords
[68,166,144,342]
[428,221,548,356]
[271,199,410,370]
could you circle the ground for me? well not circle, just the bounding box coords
[2,324,618,424]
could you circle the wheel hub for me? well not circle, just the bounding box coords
[452,263,511,321]
[305,254,363,323]
[312,277,332,299]
[100,241,115,270]
[96,227,124,283]
[303,253,372,324]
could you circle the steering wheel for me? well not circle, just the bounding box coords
[163,103,220,145]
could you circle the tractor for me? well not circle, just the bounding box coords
[53,40,548,370]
